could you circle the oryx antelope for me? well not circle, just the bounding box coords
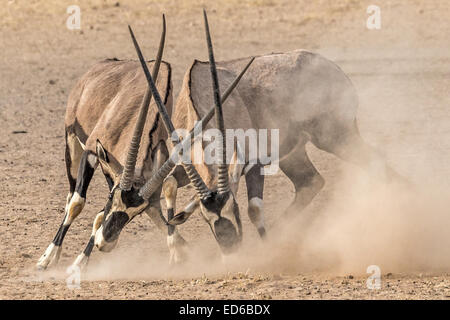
[36,16,180,269]
[149,11,404,256]
[90,13,255,257]
[37,14,254,269]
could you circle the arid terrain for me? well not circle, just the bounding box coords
[1,0,450,299]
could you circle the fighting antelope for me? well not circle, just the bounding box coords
[36,16,178,269]
[149,10,405,256]
[37,14,254,269]
[90,16,254,260]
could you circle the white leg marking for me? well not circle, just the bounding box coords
[71,211,104,270]
[72,253,89,269]
[87,153,98,168]
[167,233,186,265]
[184,198,200,214]
[162,176,177,210]
[36,243,62,270]
[64,192,85,226]
[248,197,265,230]
[91,211,104,235]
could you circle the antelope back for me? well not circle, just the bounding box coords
[172,60,253,187]
[65,59,173,181]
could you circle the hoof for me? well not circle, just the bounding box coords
[36,243,62,270]
[168,234,188,265]
[71,253,89,271]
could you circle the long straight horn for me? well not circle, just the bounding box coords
[129,23,211,200]
[203,9,229,195]
[120,15,166,191]
[138,58,254,201]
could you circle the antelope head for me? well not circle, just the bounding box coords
[95,12,253,253]
[94,16,167,252]
[187,10,242,253]
[168,10,252,254]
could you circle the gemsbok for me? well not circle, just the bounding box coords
[138,10,405,257]
[36,16,178,270]
[38,10,403,269]
[37,14,254,269]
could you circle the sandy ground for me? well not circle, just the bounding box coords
[1,0,450,299]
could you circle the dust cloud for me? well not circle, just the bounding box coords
[80,53,450,282]
[19,0,449,284]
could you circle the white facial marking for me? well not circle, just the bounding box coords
[76,136,86,150]
[200,203,219,224]
[94,225,118,252]
[184,198,200,214]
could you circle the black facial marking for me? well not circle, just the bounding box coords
[103,196,113,220]
[52,223,70,246]
[103,211,129,242]
[100,187,147,243]
[83,236,95,256]
[201,191,229,215]
[104,173,114,191]
[75,151,96,198]
[214,218,238,250]
[121,188,145,208]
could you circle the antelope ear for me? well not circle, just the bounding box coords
[168,211,194,225]
[96,140,109,164]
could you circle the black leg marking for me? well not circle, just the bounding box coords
[245,164,265,200]
[245,164,266,238]
[52,222,70,246]
[75,151,96,198]
[104,173,114,191]
[167,208,175,235]
[83,236,95,256]
[65,136,76,194]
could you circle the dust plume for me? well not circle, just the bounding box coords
[77,48,450,282]
[77,160,450,281]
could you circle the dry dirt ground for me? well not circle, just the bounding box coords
[1,0,450,299]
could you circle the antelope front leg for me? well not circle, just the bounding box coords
[162,176,186,265]
[37,151,97,270]
[245,164,266,238]
[71,210,104,270]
